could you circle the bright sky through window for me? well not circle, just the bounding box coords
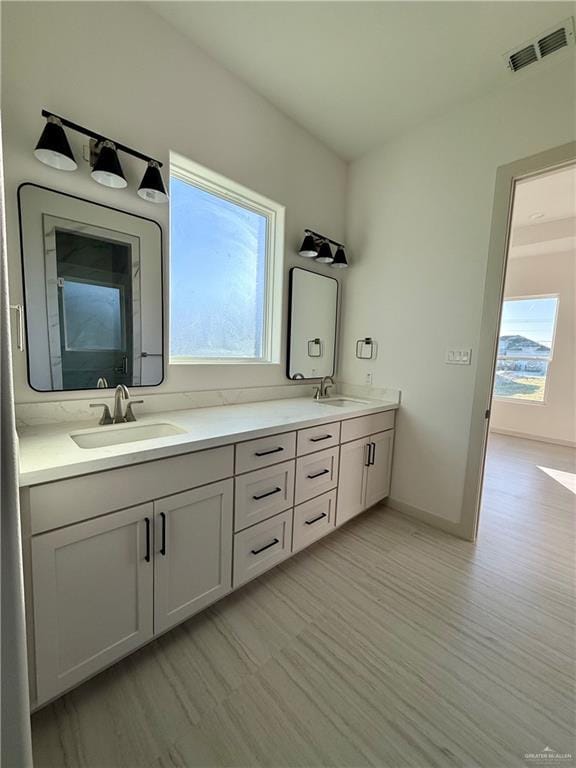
[170,176,267,360]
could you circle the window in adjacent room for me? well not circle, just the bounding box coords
[493,295,559,402]
[169,152,284,363]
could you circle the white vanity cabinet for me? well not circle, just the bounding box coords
[31,503,154,704]
[154,480,233,634]
[337,411,395,528]
[23,403,397,707]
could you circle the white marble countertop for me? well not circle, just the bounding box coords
[18,396,399,487]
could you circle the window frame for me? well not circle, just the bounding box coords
[169,152,285,366]
[493,292,560,405]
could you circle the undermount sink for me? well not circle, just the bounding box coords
[316,397,371,407]
[71,422,186,449]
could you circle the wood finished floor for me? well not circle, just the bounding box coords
[31,435,576,768]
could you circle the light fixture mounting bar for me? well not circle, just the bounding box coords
[304,228,344,248]
[41,109,163,168]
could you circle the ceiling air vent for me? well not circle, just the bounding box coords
[509,44,538,72]
[504,17,575,73]
[538,27,568,58]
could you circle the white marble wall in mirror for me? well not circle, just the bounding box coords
[287,267,338,380]
[18,184,163,391]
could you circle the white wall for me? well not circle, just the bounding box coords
[342,58,576,524]
[1,1,346,404]
[490,251,575,446]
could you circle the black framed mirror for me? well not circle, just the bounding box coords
[18,184,164,391]
[287,267,338,380]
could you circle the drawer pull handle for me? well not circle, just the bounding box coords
[144,517,151,562]
[160,511,167,556]
[310,434,332,443]
[254,446,284,457]
[251,538,279,555]
[307,468,330,479]
[253,487,282,501]
[305,512,327,526]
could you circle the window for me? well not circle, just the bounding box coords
[169,153,284,363]
[493,296,559,402]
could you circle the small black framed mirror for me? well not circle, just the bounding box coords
[287,267,338,380]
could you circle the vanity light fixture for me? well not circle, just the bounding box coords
[298,229,349,268]
[137,160,168,203]
[315,241,334,264]
[34,115,77,171]
[298,232,318,258]
[91,141,127,188]
[331,246,348,268]
[33,110,168,203]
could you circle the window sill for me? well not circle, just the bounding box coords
[493,396,548,406]
[169,358,282,367]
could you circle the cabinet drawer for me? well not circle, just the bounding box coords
[297,421,341,456]
[234,461,295,532]
[235,431,296,474]
[30,445,234,534]
[233,510,293,588]
[340,410,395,444]
[295,447,339,505]
[292,490,336,553]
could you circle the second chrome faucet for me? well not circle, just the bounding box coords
[90,385,144,425]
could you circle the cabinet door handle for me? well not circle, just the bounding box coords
[309,434,332,443]
[370,442,376,466]
[160,512,167,556]
[365,442,371,467]
[254,446,284,457]
[251,538,279,555]
[144,517,151,562]
[252,487,282,501]
[305,512,327,526]
[307,468,329,479]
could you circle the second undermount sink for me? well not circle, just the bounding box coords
[316,397,372,407]
[71,422,187,449]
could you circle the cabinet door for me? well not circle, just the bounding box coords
[32,503,154,705]
[336,438,369,527]
[154,479,233,634]
[365,430,394,509]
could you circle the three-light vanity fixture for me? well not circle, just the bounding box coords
[298,229,348,268]
[33,110,168,203]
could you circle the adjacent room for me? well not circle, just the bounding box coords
[1,2,574,767]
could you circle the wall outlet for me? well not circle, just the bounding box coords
[445,349,472,365]
[365,372,373,385]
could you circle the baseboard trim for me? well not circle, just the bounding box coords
[385,497,471,540]
[489,428,576,449]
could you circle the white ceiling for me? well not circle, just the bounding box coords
[510,165,576,258]
[151,1,574,160]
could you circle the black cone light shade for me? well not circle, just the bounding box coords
[298,234,318,258]
[91,141,127,188]
[34,116,77,171]
[315,241,334,263]
[138,160,168,203]
[330,246,348,268]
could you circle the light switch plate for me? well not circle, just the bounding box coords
[445,348,472,365]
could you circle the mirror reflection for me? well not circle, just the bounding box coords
[287,267,338,380]
[18,184,163,391]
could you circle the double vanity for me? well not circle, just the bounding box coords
[18,395,398,708]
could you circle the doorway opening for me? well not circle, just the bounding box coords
[477,161,575,540]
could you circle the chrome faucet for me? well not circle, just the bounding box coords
[90,385,143,426]
[314,376,335,400]
[113,384,130,423]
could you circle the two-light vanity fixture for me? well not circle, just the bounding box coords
[298,229,348,268]
[33,110,168,203]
